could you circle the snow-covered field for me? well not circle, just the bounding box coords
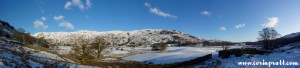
[123,46,227,64]
[200,42,300,68]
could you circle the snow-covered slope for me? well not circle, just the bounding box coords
[282,32,300,38]
[0,20,99,68]
[0,20,71,67]
[33,29,203,47]
[0,38,99,68]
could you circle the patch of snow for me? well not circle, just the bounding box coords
[57,46,72,54]
[1,52,14,60]
[102,58,118,62]
[31,51,65,61]
[69,64,100,68]
[110,50,129,55]
[28,60,44,68]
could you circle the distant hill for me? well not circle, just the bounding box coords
[33,29,204,47]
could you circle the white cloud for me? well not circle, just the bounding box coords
[64,0,92,11]
[64,1,72,9]
[53,15,75,30]
[144,2,177,19]
[34,20,48,30]
[201,11,211,16]
[41,17,46,21]
[34,17,48,30]
[54,15,64,20]
[235,24,246,29]
[150,8,177,18]
[220,27,226,31]
[59,21,75,30]
[86,0,91,8]
[263,17,279,28]
[144,2,151,8]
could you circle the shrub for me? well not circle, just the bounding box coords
[218,50,231,58]
[219,48,261,58]
[23,33,37,44]
[37,37,49,48]
[151,43,168,52]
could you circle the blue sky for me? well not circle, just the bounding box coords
[1,0,300,42]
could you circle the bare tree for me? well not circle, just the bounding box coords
[71,35,94,64]
[37,37,49,48]
[258,27,280,52]
[50,35,59,50]
[91,36,110,59]
[23,33,36,44]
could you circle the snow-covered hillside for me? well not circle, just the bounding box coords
[0,20,99,68]
[33,29,203,47]
[282,32,300,38]
[0,38,100,68]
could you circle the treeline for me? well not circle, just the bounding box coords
[202,40,234,46]
[218,48,265,58]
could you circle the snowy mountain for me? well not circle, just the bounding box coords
[282,32,300,38]
[33,29,204,47]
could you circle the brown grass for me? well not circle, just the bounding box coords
[24,44,78,64]
[25,45,59,55]
[60,54,81,63]
[20,55,30,63]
